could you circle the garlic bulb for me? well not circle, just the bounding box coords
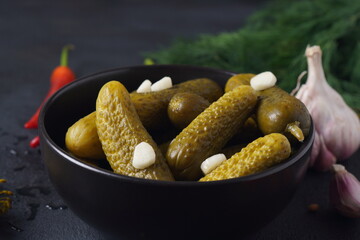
[294,45,360,171]
[330,164,360,218]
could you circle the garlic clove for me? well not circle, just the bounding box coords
[250,71,277,91]
[137,79,152,93]
[310,131,336,171]
[151,76,172,92]
[308,130,320,167]
[132,142,156,169]
[201,153,227,175]
[329,164,360,218]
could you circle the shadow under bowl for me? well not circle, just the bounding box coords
[39,65,314,239]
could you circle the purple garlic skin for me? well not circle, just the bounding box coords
[295,46,360,171]
[330,164,360,218]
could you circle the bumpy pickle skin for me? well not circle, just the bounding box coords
[166,85,258,181]
[200,133,291,181]
[65,112,105,160]
[96,81,174,181]
[225,73,310,141]
[168,92,210,129]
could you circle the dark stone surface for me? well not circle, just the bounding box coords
[0,0,359,239]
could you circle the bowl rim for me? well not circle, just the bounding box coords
[39,64,314,187]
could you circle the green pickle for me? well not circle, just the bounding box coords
[256,87,310,142]
[166,85,258,181]
[224,73,255,92]
[200,133,291,181]
[225,73,311,142]
[96,81,174,181]
[65,112,105,160]
[131,78,223,130]
[168,92,210,129]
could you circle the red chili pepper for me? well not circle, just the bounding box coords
[29,136,40,148]
[24,45,76,129]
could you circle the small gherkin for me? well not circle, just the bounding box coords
[200,133,291,182]
[167,92,210,129]
[130,78,223,130]
[65,112,106,160]
[225,73,310,142]
[96,81,174,181]
[224,73,255,93]
[166,85,258,181]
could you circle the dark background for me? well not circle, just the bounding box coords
[1,0,360,239]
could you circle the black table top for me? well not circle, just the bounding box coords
[1,0,359,239]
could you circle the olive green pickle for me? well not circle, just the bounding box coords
[225,73,311,142]
[166,85,258,180]
[96,81,174,181]
[168,92,210,129]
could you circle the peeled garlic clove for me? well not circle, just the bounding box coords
[151,76,172,92]
[132,142,156,169]
[250,71,277,91]
[201,153,227,175]
[294,45,360,171]
[137,80,152,93]
[330,164,360,218]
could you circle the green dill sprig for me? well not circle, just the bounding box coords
[145,0,360,109]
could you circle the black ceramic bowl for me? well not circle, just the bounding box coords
[39,65,314,239]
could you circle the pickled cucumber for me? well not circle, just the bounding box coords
[200,133,291,181]
[168,92,210,129]
[225,73,255,92]
[166,85,258,180]
[257,87,310,142]
[96,81,174,181]
[225,73,262,143]
[65,112,105,160]
[131,78,223,130]
[225,73,310,141]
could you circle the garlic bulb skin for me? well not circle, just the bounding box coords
[330,164,360,218]
[295,46,360,171]
[309,131,336,171]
